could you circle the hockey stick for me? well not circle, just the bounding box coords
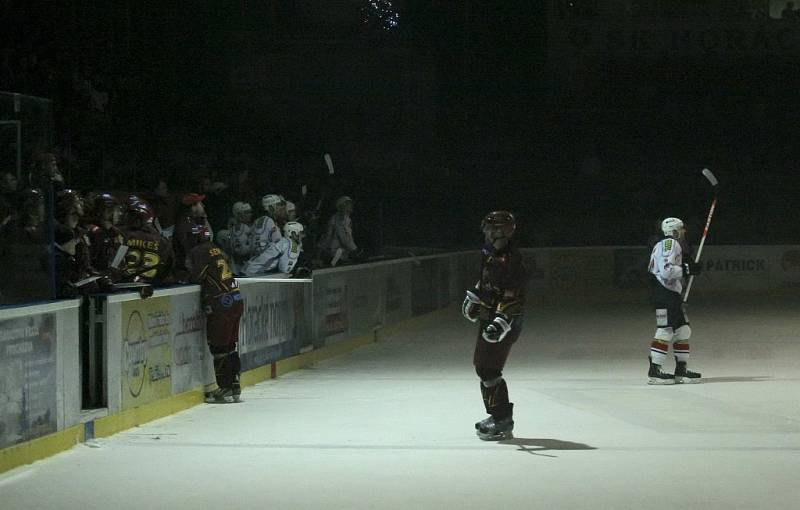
[683,168,718,303]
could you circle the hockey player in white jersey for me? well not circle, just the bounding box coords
[241,221,309,276]
[224,201,255,274]
[647,217,703,384]
[241,194,283,275]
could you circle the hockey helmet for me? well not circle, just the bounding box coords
[283,221,305,242]
[55,188,83,218]
[335,195,353,212]
[661,217,685,237]
[127,200,155,226]
[261,194,284,215]
[232,201,252,221]
[481,210,516,241]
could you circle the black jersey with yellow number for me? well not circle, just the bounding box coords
[188,241,238,300]
[121,227,174,283]
[476,239,527,320]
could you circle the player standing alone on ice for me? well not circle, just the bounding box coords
[462,211,527,440]
[647,217,703,384]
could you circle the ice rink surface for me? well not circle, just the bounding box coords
[3,295,800,510]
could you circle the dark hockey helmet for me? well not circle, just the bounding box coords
[481,210,516,240]
[126,200,155,226]
[55,188,83,218]
[94,192,118,212]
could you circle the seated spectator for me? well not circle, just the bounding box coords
[148,178,178,239]
[28,152,65,190]
[174,193,212,274]
[1,172,18,193]
[199,175,230,233]
[319,195,360,266]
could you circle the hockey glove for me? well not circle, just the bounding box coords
[462,290,482,323]
[683,261,703,276]
[482,314,512,343]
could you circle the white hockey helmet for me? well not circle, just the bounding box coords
[232,201,252,221]
[283,221,304,241]
[661,217,685,237]
[261,194,284,214]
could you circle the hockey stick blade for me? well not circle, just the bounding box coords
[702,168,718,187]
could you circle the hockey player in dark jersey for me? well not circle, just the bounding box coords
[87,193,124,271]
[462,211,527,440]
[187,225,244,404]
[119,199,174,284]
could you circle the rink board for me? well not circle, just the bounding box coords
[2,245,798,474]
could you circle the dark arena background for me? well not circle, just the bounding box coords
[2,2,799,509]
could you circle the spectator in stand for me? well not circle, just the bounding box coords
[148,178,178,239]
[782,2,797,18]
[18,188,46,243]
[29,152,65,190]
[1,172,18,193]
[319,195,360,267]
[174,193,212,275]
[199,175,229,233]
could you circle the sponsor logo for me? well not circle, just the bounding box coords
[704,259,766,272]
[122,310,147,398]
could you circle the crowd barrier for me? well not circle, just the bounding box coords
[2,245,797,473]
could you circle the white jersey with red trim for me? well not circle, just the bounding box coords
[648,236,685,293]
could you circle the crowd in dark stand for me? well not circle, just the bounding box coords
[0,152,364,305]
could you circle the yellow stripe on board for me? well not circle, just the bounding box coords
[0,425,85,475]
[0,310,443,475]
[93,390,205,439]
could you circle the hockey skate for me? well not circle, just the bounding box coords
[205,387,234,404]
[648,358,675,385]
[476,416,514,441]
[475,416,493,431]
[231,374,243,403]
[674,360,701,384]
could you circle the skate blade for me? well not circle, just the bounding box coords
[648,377,676,385]
[675,376,701,384]
[476,430,514,441]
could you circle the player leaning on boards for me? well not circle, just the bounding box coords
[462,211,528,440]
[647,217,702,384]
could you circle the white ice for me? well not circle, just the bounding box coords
[2,295,800,510]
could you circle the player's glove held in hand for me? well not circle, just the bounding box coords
[482,314,512,343]
[462,290,481,322]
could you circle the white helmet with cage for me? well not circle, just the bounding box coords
[283,221,304,242]
[661,217,685,238]
[261,194,284,215]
